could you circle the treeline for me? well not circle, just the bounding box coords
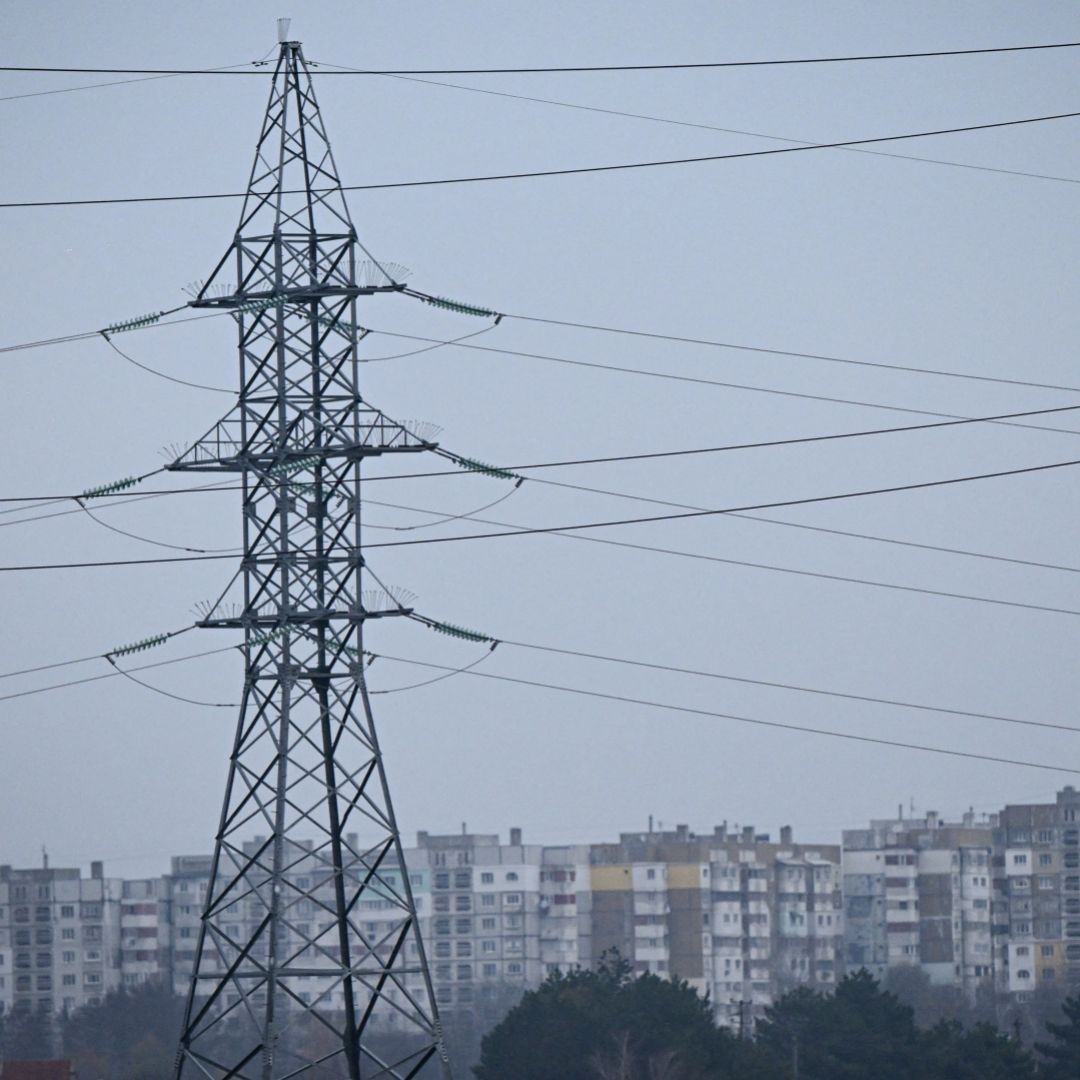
[476,956,1080,1079]
[3,964,1080,1079]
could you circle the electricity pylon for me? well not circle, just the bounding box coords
[168,32,452,1080]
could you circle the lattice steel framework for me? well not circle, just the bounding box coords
[168,38,452,1080]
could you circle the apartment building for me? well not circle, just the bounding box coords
[589,823,843,1029]
[119,876,171,989]
[0,860,122,1017]
[412,828,592,1016]
[842,810,995,998]
[994,786,1080,999]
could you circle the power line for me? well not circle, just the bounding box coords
[5,402,1080,507]
[3,110,1078,209]
[369,493,1080,618]
[474,306,1080,394]
[365,325,1080,436]
[371,653,1080,776]
[0,642,233,704]
[4,42,1079,76]
[1,454,1079,571]
[100,333,234,394]
[492,636,1080,736]
[0,60,262,103]
[7,282,1077,408]
[0,308,229,355]
[104,654,237,707]
[362,67,1080,187]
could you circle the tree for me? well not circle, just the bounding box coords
[1036,994,1080,1079]
[922,1020,1035,1080]
[60,981,185,1077]
[1,1005,57,1061]
[474,951,739,1080]
[754,971,922,1080]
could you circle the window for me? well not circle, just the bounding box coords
[455,918,471,934]
[1039,876,1055,890]
[454,895,471,912]
[457,963,472,981]
[481,917,496,930]
[1040,854,1054,866]
[481,894,495,907]
[84,972,102,986]
[61,929,75,941]
[647,869,656,880]
[1042,945,1055,957]
[62,951,75,964]
[506,872,519,882]
[62,974,76,987]
[456,942,472,957]
[410,874,423,887]
[1013,854,1029,866]
[454,872,471,889]
[434,873,449,890]
[482,940,496,954]
[1044,969,1057,981]
[433,897,450,913]
[60,905,75,919]
[505,893,521,906]
[34,906,50,922]
[1017,946,1030,957]
[482,963,497,977]
[435,943,451,958]
[1038,830,1054,843]
[1017,970,1031,979]
[480,873,494,884]
[507,962,523,975]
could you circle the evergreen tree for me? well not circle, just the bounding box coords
[1036,994,1080,1079]
[61,981,184,1076]
[475,951,739,1080]
[922,1020,1035,1080]
[754,971,922,1080]
[1,1005,56,1061]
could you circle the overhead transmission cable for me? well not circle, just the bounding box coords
[6,285,1078,401]
[319,62,1080,187]
[402,290,1080,394]
[0,59,265,103]
[8,616,1079,740]
[2,454,1080,571]
[364,325,1080,437]
[366,493,1080,618]
[3,110,1078,209]
[487,636,1080,737]
[6,402,1080,509]
[5,42,1080,75]
[366,653,1080,777]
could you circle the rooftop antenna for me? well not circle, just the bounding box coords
[277,17,292,43]
[42,845,48,871]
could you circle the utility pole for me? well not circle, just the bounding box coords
[169,27,451,1079]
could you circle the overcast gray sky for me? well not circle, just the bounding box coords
[2,1,1079,879]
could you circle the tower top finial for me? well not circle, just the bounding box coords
[277,17,292,43]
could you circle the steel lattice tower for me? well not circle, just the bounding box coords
[168,35,452,1080]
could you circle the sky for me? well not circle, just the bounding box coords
[1,1,1079,880]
